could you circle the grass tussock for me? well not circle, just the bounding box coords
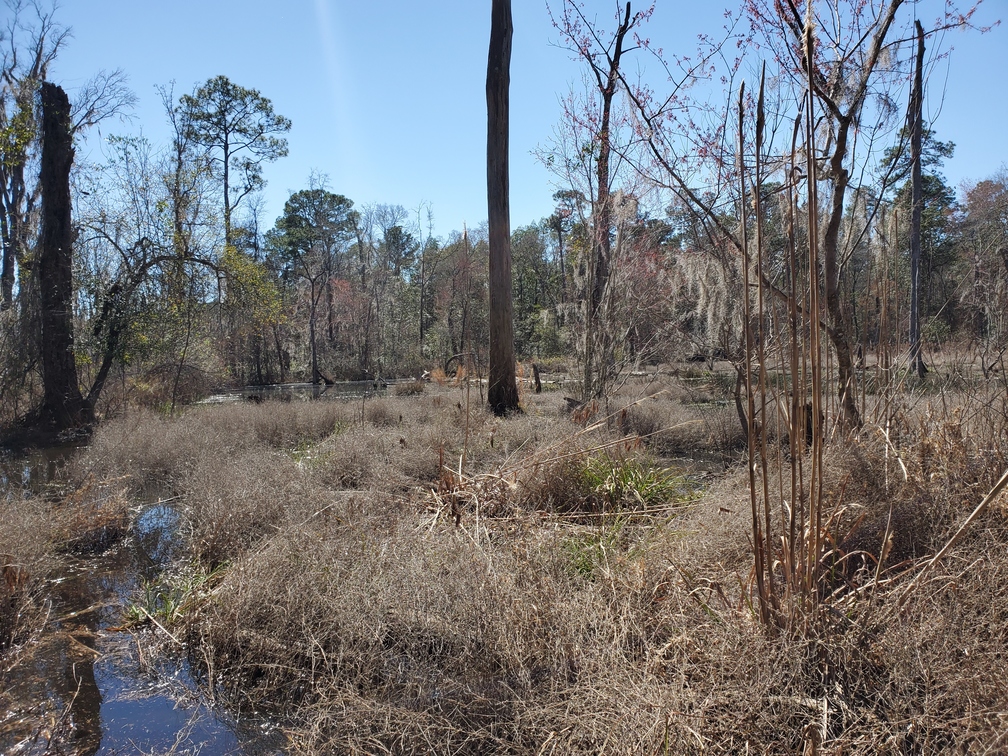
[53,475,132,555]
[12,377,1008,753]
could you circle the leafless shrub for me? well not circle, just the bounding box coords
[127,363,220,410]
[179,447,304,567]
[364,398,398,427]
[52,475,132,555]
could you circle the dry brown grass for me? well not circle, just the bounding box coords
[52,475,132,555]
[605,373,745,460]
[0,493,54,651]
[0,472,132,654]
[30,378,1008,753]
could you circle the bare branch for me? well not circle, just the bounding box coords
[71,68,136,133]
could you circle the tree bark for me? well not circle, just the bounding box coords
[822,117,862,428]
[38,82,87,428]
[486,0,519,415]
[1,214,13,310]
[309,280,321,385]
[909,19,927,378]
[583,2,632,401]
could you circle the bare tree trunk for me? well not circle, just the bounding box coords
[309,280,320,385]
[85,282,126,411]
[38,82,86,428]
[326,279,336,344]
[909,19,927,378]
[486,0,519,415]
[419,248,426,346]
[222,134,232,248]
[822,125,862,428]
[273,321,286,383]
[1,215,13,310]
[554,221,567,304]
[583,2,633,401]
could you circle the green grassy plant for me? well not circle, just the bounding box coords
[582,455,692,510]
[126,561,224,626]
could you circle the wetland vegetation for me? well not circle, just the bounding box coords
[3,0,1008,752]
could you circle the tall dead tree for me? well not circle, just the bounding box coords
[38,82,86,428]
[0,6,67,312]
[486,0,519,415]
[909,19,927,378]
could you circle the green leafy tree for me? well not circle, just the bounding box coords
[181,76,291,247]
[882,127,958,350]
[267,185,355,384]
[511,223,562,356]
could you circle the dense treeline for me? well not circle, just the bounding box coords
[5,2,1008,751]
[1,2,1007,430]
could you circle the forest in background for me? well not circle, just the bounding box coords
[4,1,1008,752]
[0,1,1006,431]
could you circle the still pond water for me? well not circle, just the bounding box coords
[2,452,287,755]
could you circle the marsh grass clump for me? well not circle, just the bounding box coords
[603,380,745,459]
[54,475,132,555]
[394,379,426,396]
[181,445,316,567]
[0,473,132,652]
[364,397,398,427]
[516,445,694,518]
[582,454,693,510]
[180,497,700,753]
[0,493,54,651]
[125,561,224,627]
[561,518,642,580]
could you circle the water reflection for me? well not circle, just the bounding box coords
[0,444,77,493]
[202,379,396,404]
[1,497,287,755]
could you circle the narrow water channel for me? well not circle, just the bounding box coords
[1,455,287,755]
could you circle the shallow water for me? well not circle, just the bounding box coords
[201,379,395,404]
[0,443,78,492]
[1,495,287,755]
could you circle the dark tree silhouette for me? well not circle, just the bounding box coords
[909,19,927,378]
[38,82,86,428]
[486,0,519,415]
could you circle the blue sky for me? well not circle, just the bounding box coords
[46,0,1008,239]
